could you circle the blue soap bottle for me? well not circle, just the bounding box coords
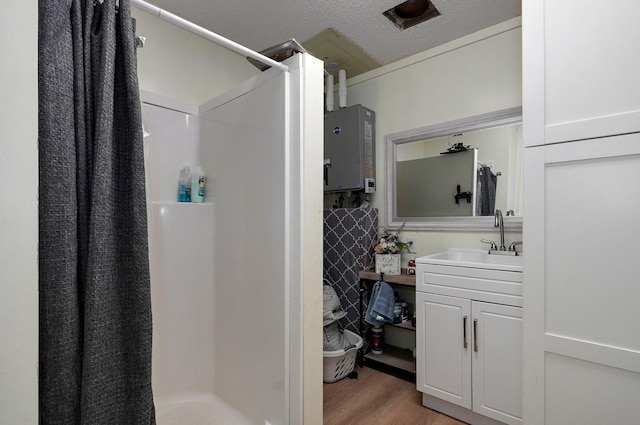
[177,165,191,202]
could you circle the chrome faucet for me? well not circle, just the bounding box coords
[481,209,522,255]
[495,209,506,251]
[508,241,522,252]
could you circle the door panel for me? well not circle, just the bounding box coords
[472,301,523,425]
[416,293,471,408]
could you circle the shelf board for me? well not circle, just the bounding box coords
[150,201,214,206]
[359,265,416,286]
[364,344,416,374]
[390,321,416,331]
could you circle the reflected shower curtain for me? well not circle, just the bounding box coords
[476,166,497,216]
[38,0,155,423]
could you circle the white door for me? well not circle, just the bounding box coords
[523,0,640,147]
[416,292,471,409]
[523,135,640,425]
[472,301,522,425]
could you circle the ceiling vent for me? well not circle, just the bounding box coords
[383,0,441,30]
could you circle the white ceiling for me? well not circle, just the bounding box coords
[148,0,521,69]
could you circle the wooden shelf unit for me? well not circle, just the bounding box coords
[359,265,416,286]
[359,265,417,376]
[363,344,416,374]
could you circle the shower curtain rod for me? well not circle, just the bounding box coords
[129,0,290,72]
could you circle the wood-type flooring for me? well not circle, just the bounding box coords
[323,365,466,425]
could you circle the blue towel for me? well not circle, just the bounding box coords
[365,281,395,326]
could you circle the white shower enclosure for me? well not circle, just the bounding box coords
[143,53,323,425]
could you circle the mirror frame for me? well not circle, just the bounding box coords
[385,106,523,231]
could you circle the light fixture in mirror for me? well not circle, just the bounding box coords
[386,107,522,231]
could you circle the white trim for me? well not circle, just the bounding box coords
[295,54,325,425]
[198,66,284,114]
[386,107,523,145]
[545,334,640,374]
[521,1,545,148]
[385,107,523,231]
[140,89,198,114]
[285,54,302,425]
[386,216,523,232]
[422,393,506,425]
[545,111,640,146]
[283,70,292,425]
[544,132,640,163]
[521,146,546,425]
[349,17,522,87]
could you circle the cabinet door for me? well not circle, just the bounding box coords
[524,0,640,146]
[523,136,640,425]
[472,301,522,425]
[416,293,471,409]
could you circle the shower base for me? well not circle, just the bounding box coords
[155,392,252,425]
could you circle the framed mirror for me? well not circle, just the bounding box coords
[386,107,523,231]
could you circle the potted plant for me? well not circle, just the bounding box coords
[373,227,412,275]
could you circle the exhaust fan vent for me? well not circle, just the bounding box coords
[383,0,441,30]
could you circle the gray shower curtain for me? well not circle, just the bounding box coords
[476,166,497,216]
[38,0,155,423]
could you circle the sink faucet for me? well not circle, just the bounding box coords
[482,210,521,255]
[494,209,506,251]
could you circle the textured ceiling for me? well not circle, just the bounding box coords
[145,0,521,76]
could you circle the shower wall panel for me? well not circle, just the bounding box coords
[148,201,215,399]
[199,70,289,425]
[143,103,201,203]
[143,51,324,425]
[142,103,216,400]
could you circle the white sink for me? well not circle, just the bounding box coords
[416,248,523,272]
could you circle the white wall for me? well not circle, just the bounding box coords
[0,2,39,424]
[132,8,259,105]
[345,18,523,259]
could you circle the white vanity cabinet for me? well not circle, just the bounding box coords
[415,250,523,425]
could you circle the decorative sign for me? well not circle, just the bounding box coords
[375,254,401,275]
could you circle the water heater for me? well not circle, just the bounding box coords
[324,104,376,193]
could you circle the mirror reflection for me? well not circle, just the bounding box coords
[396,123,523,217]
[386,107,523,230]
[396,149,477,217]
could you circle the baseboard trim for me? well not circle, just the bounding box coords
[422,393,506,425]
